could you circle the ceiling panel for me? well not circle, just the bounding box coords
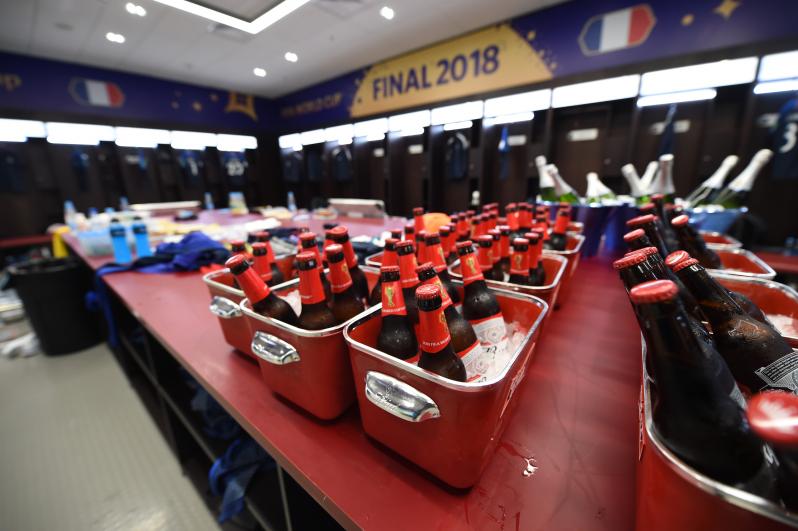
[0,0,568,98]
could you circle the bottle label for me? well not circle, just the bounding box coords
[298,270,326,305]
[460,254,484,285]
[329,262,353,293]
[343,242,359,268]
[428,245,448,273]
[421,277,452,310]
[253,256,273,282]
[458,339,488,382]
[510,253,529,276]
[399,254,420,288]
[237,267,270,304]
[755,351,798,392]
[380,282,407,316]
[419,309,451,353]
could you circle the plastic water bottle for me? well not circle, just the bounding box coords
[131,218,152,258]
[204,192,215,211]
[109,219,132,263]
[287,191,297,213]
[120,196,130,212]
[64,200,77,230]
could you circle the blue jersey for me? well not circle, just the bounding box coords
[772,98,798,181]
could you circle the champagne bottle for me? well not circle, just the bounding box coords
[639,160,659,195]
[547,164,580,204]
[712,149,774,209]
[621,163,650,205]
[585,172,615,203]
[649,154,676,202]
[535,155,558,202]
[686,155,739,207]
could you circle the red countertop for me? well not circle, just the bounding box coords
[64,216,641,531]
[755,251,798,276]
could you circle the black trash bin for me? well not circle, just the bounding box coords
[8,258,102,355]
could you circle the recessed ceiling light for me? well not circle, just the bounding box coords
[106,32,126,44]
[125,2,147,16]
[253,67,267,77]
[380,6,394,20]
[152,0,310,34]
[284,52,298,63]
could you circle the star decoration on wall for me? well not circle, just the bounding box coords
[714,0,740,19]
[681,13,694,26]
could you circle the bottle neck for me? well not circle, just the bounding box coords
[398,252,420,288]
[419,305,451,354]
[416,241,427,264]
[619,261,660,291]
[510,249,530,275]
[528,241,542,268]
[499,235,510,258]
[380,279,407,316]
[420,275,452,310]
[235,266,270,305]
[264,241,276,264]
[328,260,353,294]
[298,267,327,305]
[382,248,398,268]
[676,265,743,319]
[477,246,493,271]
[340,240,359,268]
[728,158,767,192]
[252,254,273,281]
[414,215,424,234]
[460,251,485,285]
[553,215,569,235]
[426,243,448,273]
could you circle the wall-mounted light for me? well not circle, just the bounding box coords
[299,129,325,145]
[640,57,757,96]
[388,110,430,132]
[47,122,116,145]
[637,88,717,107]
[0,119,46,142]
[398,127,424,137]
[430,100,483,125]
[753,79,798,95]
[484,112,534,126]
[442,120,472,131]
[217,134,257,151]
[758,50,798,82]
[324,124,354,144]
[151,0,310,34]
[170,130,217,150]
[115,127,171,148]
[484,89,550,116]
[552,75,640,108]
[278,133,301,149]
[354,117,388,138]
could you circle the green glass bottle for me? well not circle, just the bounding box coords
[713,149,773,209]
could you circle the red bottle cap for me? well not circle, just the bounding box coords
[328,226,350,240]
[747,391,798,447]
[638,203,656,213]
[251,242,267,256]
[380,265,400,274]
[296,252,326,304]
[671,214,690,227]
[637,246,659,256]
[455,240,474,252]
[665,250,692,268]
[629,280,679,303]
[404,222,415,234]
[230,239,247,252]
[626,214,656,228]
[327,248,353,294]
[251,243,272,281]
[671,257,699,272]
[416,283,440,301]
[413,207,424,216]
[612,252,649,270]
[225,254,248,275]
[524,231,539,243]
[254,231,271,242]
[299,232,318,247]
[553,211,570,233]
[623,229,646,243]
[325,243,344,262]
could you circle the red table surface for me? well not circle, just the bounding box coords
[755,251,798,276]
[64,217,641,531]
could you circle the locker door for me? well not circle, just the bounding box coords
[353,138,386,201]
[551,105,610,196]
[0,141,59,236]
[482,120,531,207]
[387,132,427,217]
[48,144,107,212]
[324,143,355,199]
[173,149,207,202]
[153,147,181,202]
[304,144,325,208]
[117,147,162,204]
[430,124,476,213]
[280,149,305,209]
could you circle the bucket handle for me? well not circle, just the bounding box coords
[365,371,440,422]
[210,296,242,319]
[251,331,300,365]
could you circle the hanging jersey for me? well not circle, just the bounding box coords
[282,151,302,183]
[331,146,352,182]
[445,132,469,181]
[772,98,798,181]
[222,151,248,189]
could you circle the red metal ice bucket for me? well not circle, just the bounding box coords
[712,248,776,280]
[203,269,255,358]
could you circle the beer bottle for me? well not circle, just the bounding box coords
[471,214,482,239]
[629,280,771,490]
[524,231,546,286]
[488,229,504,281]
[488,211,498,231]
[253,231,285,285]
[685,155,739,208]
[390,228,403,240]
[404,222,415,245]
[396,240,421,325]
[416,230,428,264]
[671,257,796,394]
[620,163,650,205]
[413,207,425,235]
[623,228,653,252]
[505,203,519,232]
[498,225,511,275]
[747,391,798,510]
[476,235,502,281]
[225,254,298,326]
[509,238,531,285]
[626,214,670,258]
[251,242,276,286]
[299,232,332,304]
[669,215,722,269]
[327,226,369,301]
[376,265,418,360]
[230,239,251,261]
[649,193,680,252]
[424,232,460,304]
[546,210,570,251]
[518,203,533,233]
[438,225,456,265]
[326,244,366,324]
[713,149,773,209]
[369,238,399,306]
[415,284,467,382]
[417,263,482,379]
[456,241,507,353]
[665,250,770,326]
[295,252,337,330]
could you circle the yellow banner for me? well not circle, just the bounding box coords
[350,24,552,117]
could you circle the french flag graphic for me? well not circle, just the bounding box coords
[580,4,655,55]
[69,78,125,107]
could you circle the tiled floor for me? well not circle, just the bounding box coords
[0,344,219,531]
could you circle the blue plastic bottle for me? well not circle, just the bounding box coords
[131,219,152,258]
[109,219,132,263]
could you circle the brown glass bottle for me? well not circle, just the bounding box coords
[498,225,511,275]
[369,238,399,306]
[415,284,467,382]
[327,226,368,301]
[672,258,796,394]
[650,194,680,252]
[670,214,722,269]
[295,252,337,330]
[630,280,772,491]
[404,222,415,245]
[457,241,506,348]
[253,231,285,285]
[524,231,546,286]
[475,235,501,281]
[416,263,481,378]
[396,240,420,326]
[509,238,531,285]
[251,242,275,286]
[439,225,456,264]
[626,214,670,258]
[413,207,425,235]
[546,210,570,251]
[390,228,403,240]
[376,266,418,360]
[326,244,366,324]
[226,255,298,326]
[424,232,460,304]
[623,228,653,252]
[299,232,332,304]
[416,229,428,264]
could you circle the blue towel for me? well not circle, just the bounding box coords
[209,437,275,523]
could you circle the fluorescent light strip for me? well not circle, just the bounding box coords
[552,75,640,108]
[640,57,758,96]
[399,127,424,137]
[484,89,550,116]
[442,120,472,131]
[170,130,216,150]
[217,134,257,151]
[758,50,798,81]
[151,0,309,34]
[0,119,47,140]
[753,79,798,94]
[46,122,115,145]
[637,89,717,107]
[354,118,388,138]
[299,129,325,145]
[430,100,483,125]
[278,133,301,149]
[365,132,385,142]
[324,124,353,142]
[485,111,534,125]
[115,127,171,148]
[389,110,430,132]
